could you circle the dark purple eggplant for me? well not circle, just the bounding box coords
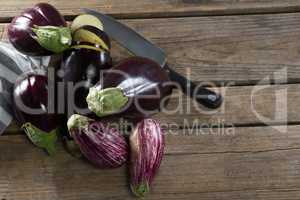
[67,114,128,168]
[130,118,165,197]
[8,3,70,55]
[13,73,59,155]
[73,25,111,51]
[59,48,112,114]
[86,56,173,119]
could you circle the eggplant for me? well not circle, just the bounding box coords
[71,14,104,33]
[13,73,59,155]
[130,118,165,197]
[8,3,70,55]
[59,48,112,114]
[67,114,128,168]
[73,25,111,51]
[86,56,173,119]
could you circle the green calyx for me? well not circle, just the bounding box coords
[131,183,150,198]
[32,25,72,53]
[86,87,129,117]
[67,114,90,132]
[22,123,58,156]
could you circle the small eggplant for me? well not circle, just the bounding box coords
[86,56,173,119]
[59,47,112,114]
[8,3,71,55]
[72,25,111,51]
[71,14,104,33]
[130,118,165,197]
[67,114,128,168]
[13,73,59,155]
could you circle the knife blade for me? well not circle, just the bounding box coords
[82,9,223,109]
[81,8,166,67]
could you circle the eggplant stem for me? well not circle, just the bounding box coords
[22,123,58,156]
[31,25,72,53]
[67,114,91,132]
[86,87,128,117]
[131,183,150,197]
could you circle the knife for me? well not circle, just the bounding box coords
[82,9,223,109]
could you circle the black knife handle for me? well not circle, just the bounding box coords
[166,65,223,109]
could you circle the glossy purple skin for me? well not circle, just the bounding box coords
[130,119,165,194]
[8,3,66,56]
[70,120,128,168]
[60,48,112,111]
[13,74,59,133]
[94,56,172,119]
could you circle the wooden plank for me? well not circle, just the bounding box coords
[1,0,300,21]
[1,125,300,199]
[165,125,300,155]
[147,190,300,200]
[2,13,300,85]
[154,83,297,126]
[116,13,300,85]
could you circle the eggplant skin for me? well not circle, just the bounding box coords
[92,56,173,119]
[8,3,66,56]
[73,25,111,50]
[59,48,112,111]
[13,73,59,133]
[130,118,165,197]
[68,115,128,168]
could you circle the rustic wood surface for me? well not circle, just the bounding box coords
[1,1,300,199]
[1,0,300,20]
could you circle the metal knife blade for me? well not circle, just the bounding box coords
[81,8,167,67]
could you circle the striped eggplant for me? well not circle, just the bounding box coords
[130,118,165,197]
[67,114,128,168]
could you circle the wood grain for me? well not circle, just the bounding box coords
[1,125,300,199]
[155,83,296,127]
[1,0,300,21]
[2,13,300,85]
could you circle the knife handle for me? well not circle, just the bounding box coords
[166,65,223,109]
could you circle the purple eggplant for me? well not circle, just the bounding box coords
[67,114,128,168]
[13,73,59,155]
[8,3,70,55]
[72,25,111,51]
[86,56,173,119]
[59,47,112,114]
[130,118,165,197]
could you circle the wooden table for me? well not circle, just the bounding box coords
[1,1,300,199]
